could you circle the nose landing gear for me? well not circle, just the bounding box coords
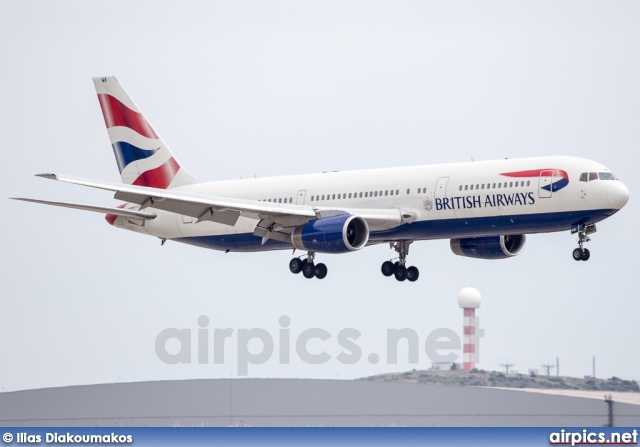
[572,224,596,261]
[381,241,420,282]
[290,251,328,279]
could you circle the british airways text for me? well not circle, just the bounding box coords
[435,192,536,211]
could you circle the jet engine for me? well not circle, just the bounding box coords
[450,234,526,259]
[291,214,369,254]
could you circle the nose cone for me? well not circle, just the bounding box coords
[608,181,630,209]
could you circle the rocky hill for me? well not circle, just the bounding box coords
[361,369,640,392]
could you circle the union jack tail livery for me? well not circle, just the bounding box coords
[93,76,197,189]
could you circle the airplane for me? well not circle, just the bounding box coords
[13,76,630,282]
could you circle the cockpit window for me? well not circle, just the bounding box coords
[598,172,616,181]
[580,171,617,182]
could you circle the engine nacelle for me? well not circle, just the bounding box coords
[450,234,526,260]
[291,215,369,254]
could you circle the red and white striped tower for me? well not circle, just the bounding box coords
[457,287,482,372]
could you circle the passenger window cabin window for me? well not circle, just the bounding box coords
[390,190,393,196]
[459,185,462,191]
[338,194,341,199]
[395,189,399,195]
[359,192,363,198]
[476,184,479,189]
[470,185,474,190]
[509,182,513,188]
[492,183,496,188]
[365,192,368,198]
[498,183,501,188]
[374,191,378,197]
[385,190,388,196]
[332,194,335,200]
[465,185,468,191]
[527,181,530,186]
[406,189,410,194]
[481,184,485,190]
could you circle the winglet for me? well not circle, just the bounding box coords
[36,173,57,180]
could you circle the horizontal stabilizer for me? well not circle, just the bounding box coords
[11,198,157,220]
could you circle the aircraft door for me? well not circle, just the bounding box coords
[538,170,553,198]
[435,177,449,198]
[296,190,306,205]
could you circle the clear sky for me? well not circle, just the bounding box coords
[1,1,639,392]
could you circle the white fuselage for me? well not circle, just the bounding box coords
[111,155,628,253]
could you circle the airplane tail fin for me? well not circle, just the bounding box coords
[93,76,197,189]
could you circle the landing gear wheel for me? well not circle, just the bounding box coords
[406,266,420,282]
[394,265,407,282]
[572,248,583,261]
[581,248,590,261]
[381,261,395,277]
[289,258,303,274]
[315,263,328,279]
[302,262,316,279]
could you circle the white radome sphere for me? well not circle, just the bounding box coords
[457,287,482,308]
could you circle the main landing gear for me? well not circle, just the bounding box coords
[289,252,328,280]
[572,224,596,261]
[381,241,420,282]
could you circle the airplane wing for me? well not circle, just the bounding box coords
[33,174,417,241]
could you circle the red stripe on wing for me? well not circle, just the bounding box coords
[98,94,159,139]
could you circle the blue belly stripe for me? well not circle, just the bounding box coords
[171,208,618,253]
